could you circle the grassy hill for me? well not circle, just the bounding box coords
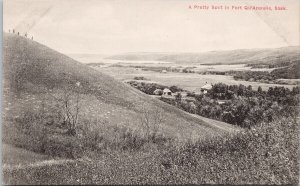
[2,33,238,157]
[107,46,300,65]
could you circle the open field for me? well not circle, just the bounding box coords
[95,66,297,91]
[71,54,299,90]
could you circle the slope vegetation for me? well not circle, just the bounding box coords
[2,33,239,157]
[270,61,300,79]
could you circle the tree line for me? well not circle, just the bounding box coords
[163,83,299,128]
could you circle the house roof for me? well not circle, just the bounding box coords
[193,88,202,93]
[163,88,171,92]
[201,83,212,90]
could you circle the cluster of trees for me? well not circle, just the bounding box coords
[180,70,227,75]
[128,66,200,74]
[134,66,182,73]
[201,84,299,128]
[127,81,167,95]
[246,61,291,69]
[233,71,275,82]
[160,83,299,128]
[246,59,300,68]
[208,83,256,99]
[197,71,226,75]
[270,62,300,79]
[133,76,149,80]
[127,80,183,95]
[233,61,300,83]
[182,68,195,73]
[128,79,299,128]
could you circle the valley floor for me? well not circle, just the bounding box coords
[96,66,297,91]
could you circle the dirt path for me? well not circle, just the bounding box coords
[2,159,79,171]
[2,144,87,171]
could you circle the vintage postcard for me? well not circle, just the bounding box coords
[2,0,299,185]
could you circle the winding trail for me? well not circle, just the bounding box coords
[3,159,78,171]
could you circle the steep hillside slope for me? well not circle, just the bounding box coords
[108,46,300,65]
[2,33,239,155]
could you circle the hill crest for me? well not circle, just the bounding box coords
[107,46,300,65]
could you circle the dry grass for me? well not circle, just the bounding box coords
[3,117,299,185]
[2,144,50,166]
[159,116,299,184]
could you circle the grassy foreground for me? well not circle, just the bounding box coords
[3,117,299,185]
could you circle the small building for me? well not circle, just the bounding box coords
[162,88,172,96]
[200,83,212,94]
[161,70,167,73]
[193,82,213,95]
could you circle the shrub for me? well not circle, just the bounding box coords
[139,105,164,137]
[169,86,183,93]
[159,116,299,184]
[43,135,84,159]
[134,76,148,80]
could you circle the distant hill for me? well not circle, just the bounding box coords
[107,46,300,65]
[2,33,238,155]
[270,61,300,79]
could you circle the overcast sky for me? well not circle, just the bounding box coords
[3,0,300,55]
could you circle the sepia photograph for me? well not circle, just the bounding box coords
[2,0,300,185]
